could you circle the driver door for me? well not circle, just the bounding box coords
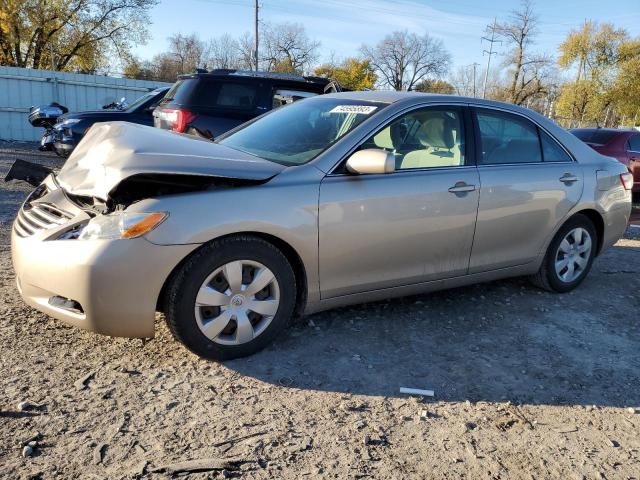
[318,105,480,299]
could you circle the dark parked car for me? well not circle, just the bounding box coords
[50,87,170,156]
[570,128,640,196]
[153,69,335,139]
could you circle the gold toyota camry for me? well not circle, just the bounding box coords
[12,92,633,360]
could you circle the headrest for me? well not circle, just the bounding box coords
[418,113,454,149]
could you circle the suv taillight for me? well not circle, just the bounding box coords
[156,108,196,133]
[620,172,633,190]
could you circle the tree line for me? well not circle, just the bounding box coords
[1,0,639,126]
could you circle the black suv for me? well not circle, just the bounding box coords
[153,69,336,139]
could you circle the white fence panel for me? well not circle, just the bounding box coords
[0,66,171,141]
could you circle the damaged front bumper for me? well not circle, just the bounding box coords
[11,176,198,338]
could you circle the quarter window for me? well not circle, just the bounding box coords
[476,110,541,164]
[540,130,572,162]
[360,107,465,169]
[628,135,640,152]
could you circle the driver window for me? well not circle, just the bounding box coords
[363,107,465,169]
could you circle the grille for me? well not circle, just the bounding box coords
[14,202,74,238]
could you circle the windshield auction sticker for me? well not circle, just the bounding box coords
[329,105,378,114]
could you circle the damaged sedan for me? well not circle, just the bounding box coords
[11,92,632,360]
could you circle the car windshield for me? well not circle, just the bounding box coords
[570,129,619,145]
[125,90,163,112]
[217,97,387,165]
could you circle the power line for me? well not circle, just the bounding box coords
[481,17,500,99]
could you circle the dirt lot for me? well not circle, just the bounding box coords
[1,141,639,480]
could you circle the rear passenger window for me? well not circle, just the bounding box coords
[628,135,640,152]
[193,81,258,109]
[216,83,257,108]
[476,110,541,164]
[541,131,572,162]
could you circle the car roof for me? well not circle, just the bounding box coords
[320,90,536,111]
[570,127,636,134]
[178,69,331,86]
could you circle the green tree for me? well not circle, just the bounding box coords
[610,40,640,124]
[556,21,630,125]
[314,58,377,90]
[0,0,157,72]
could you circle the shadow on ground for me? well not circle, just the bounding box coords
[226,245,640,407]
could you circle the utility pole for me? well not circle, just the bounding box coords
[254,0,259,71]
[472,63,480,97]
[481,17,500,99]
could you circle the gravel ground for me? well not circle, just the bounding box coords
[1,143,639,480]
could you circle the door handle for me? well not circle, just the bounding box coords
[448,182,476,193]
[559,173,578,184]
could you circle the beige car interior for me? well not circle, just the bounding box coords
[372,111,464,169]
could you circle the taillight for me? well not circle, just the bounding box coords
[620,172,633,190]
[157,108,196,133]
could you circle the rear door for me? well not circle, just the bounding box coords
[469,107,582,273]
[318,105,480,299]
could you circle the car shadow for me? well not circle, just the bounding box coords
[225,251,640,408]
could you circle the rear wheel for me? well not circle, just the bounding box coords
[165,236,297,360]
[530,214,597,293]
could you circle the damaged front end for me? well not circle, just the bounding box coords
[14,121,283,240]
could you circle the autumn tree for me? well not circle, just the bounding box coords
[414,79,454,94]
[314,57,376,90]
[361,30,450,91]
[492,0,551,105]
[0,0,157,72]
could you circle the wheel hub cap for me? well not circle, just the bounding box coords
[554,227,592,283]
[194,260,280,346]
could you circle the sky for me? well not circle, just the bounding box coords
[133,0,640,71]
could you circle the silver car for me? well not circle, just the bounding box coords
[11,92,633,360]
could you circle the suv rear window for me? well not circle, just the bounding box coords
[570,129,618,145]
[162,78,258,110]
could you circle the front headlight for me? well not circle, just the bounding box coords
[78,212,167,240]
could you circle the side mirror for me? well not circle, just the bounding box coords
[346,149,395,175]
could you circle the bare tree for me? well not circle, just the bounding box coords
[361,31,451,91]
[261,22,320,74]
[206,34,240,70]
[449,65,476,96]
[168,33,206,74]
[237,32,257,70]
[493,0,552,105]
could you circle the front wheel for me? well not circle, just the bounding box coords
[530,214,597,293]
[164,236,297,360]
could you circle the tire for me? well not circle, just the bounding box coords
[164,235,297,360]
[530,214,597,293]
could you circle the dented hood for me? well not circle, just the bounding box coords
[56,122,284,200]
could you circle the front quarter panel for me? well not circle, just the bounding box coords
[137,166,324,303]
